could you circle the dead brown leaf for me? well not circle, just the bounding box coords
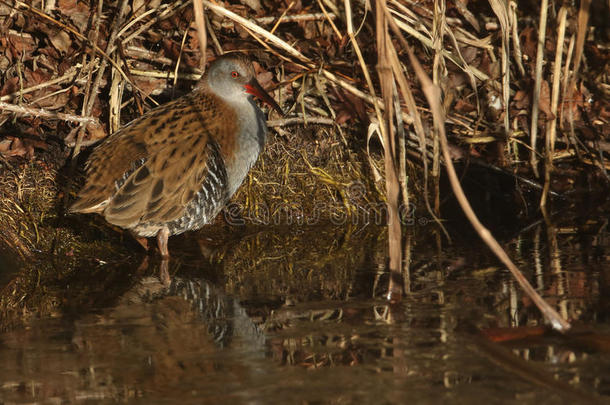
[58,0,91,32]
[538,79,554,120]
[49,30,72,54]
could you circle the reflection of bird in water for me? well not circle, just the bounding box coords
[69,275,264,398]
[170,278,265,349]
[114,272,265,350]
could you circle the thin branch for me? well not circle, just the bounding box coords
[0,101,98,125]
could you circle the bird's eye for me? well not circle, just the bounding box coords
[231,71,239,78]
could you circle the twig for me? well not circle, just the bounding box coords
[120,0,191,46]
[269,1,295,38]
[202,0,311,63]
[0,64,82,102]
[254,12,336,25]
[316,0,342,40]
[0,101,98,125]
[129,69,201,81]
[205,12,224,55]
[173,20,192,88]
[267,116,335,127]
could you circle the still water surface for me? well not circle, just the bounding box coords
[0,215,608,404]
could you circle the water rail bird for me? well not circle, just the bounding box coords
[70,54,283,257]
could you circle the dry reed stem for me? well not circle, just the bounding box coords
[508,1,525,77]
[28,87,70,106]
[344,0,385,142]
[559,35,575,131]
[401,28,571,333]
[267,116,335,127]
[388,7,495,87]
[109,56,123,134]
[488,0,511,138]
[529,0,548,178]
[72,0,102,144]
[565,0,591,159]
[540,6,568,208]
[315,0,342,40]
[192,0,207,70]
[570,0,591,90]
[385,11,449,239]
[320,69,413,126]
[124,45,175,66]
[442,19,480,112]
[205,13,224,55]
[431,0,445,214]
[117,6,158,38]
[375,0,403,301]
[80,0,103,119]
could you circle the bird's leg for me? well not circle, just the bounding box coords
[157,227,171,285]
[156,226,170,258]
[135,236,149,252]
[159,258,171,286]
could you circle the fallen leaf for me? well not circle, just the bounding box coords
[49,30,72,54]
[538,79,554,120]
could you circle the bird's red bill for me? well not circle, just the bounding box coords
[245,80,283,116]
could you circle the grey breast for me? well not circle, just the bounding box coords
[223,97,268,198]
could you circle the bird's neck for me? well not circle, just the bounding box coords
[223,96,268,197]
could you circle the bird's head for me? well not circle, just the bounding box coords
[205,54,283,116]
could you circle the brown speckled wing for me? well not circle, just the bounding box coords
[70,89,238,232]
[103,135,215,229]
